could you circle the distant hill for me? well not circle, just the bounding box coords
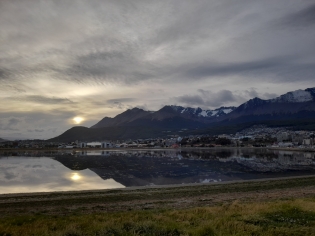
[49,87,315,142]
[49,126,166,142]
[0,138,9,143]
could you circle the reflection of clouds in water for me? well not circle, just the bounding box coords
[0,157,124,194]
[4,172,16,180]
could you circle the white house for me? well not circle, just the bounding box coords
[79,141,113,148]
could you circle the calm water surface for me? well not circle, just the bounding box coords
[1,148,315,194]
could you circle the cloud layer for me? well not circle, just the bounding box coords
[0,0,314,139]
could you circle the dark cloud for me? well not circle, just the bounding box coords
[262,93,278,99]
[174,95,205,106]
[35,129,44,132]
[200,89,243,107]
[4,172,16,180]
[244,88,259,98]
[106,98,136,109]
[107,103,133,109]
[243,88,278,100]
[0,111,79,139]
[48,128,58,133]
[182,57,291,79]
[1,0,315,87]
[65,51,157,84]
[4,85,26,93]
[27,129,44,133]
[280,4,315,28]
[78,51,126,63]
[8,95,73,105]
[134,105,148,111]
[0,68,7,79]
[174,89,244,108]
[175,56,315,83]
[0,127,18,131]
[106,98,136,103]
[174,88,281,109]
[8,118,20,127]
[0,118,21,131]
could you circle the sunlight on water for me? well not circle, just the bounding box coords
[0,157,125,194]
[1,149,315,194]
[71,173,81,181]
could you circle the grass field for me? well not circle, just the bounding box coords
[1,199,315,235]
[1,177,315,236]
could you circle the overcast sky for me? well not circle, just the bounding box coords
[1,0,315,140]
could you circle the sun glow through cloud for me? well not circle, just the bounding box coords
[73,117,84,124]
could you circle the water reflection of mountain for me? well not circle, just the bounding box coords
[2,149,315,187]
[50,149,315,187]
[53,154,234,186]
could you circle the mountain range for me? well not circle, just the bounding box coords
[91,106,236,129]
[49,87,315,142]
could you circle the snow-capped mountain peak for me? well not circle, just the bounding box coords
[170,105,235,118]
[170,105,185,112]
[272,89,313,103]
[206,107,236,117]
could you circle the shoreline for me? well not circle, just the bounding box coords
[1,175,315,217]
[1,146,314,152]
[1,174,315,197]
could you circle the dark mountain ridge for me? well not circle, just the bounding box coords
[91,107,151,128]
[49,87,315,142]
[91,105,236,129]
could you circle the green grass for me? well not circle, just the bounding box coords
[1,198,315,236]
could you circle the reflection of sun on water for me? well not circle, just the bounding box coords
[71,173,81,181]
[73,117,84,124]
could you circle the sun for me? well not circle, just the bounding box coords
[73,116,84,124]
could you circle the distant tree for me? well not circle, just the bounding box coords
[180,138,188,145]
[215,138,231,146]
[200,137,211,144]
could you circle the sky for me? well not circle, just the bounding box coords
[1,0,315,140]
